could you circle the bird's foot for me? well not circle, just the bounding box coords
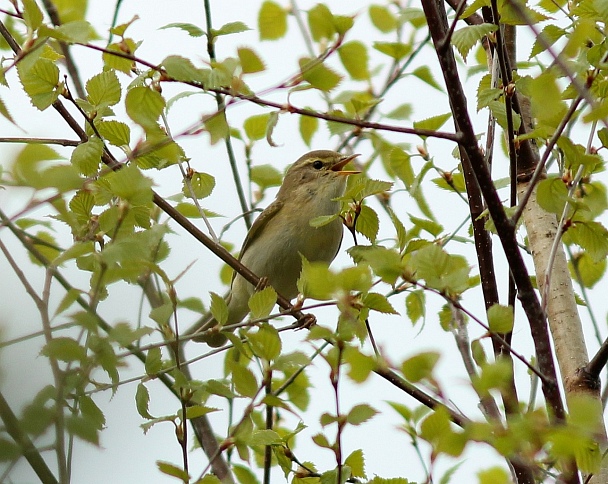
[295,313,316,330]
[255,276,270,291]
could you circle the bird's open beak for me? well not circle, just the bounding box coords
[331,153,361,175]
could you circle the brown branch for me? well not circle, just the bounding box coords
[421,0,565,422]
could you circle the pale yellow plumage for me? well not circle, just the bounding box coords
[197,150,359,346]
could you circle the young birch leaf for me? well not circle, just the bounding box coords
[232,366,259,398]
[369,5,397,32]
[406,290,425,324]
[145,347,162,376]
[413,112,452,133]
[212,21,250,36]
[204,112,229,144]
[536,177,568,214]
[183,172,215,199]
[248,325,282,361]
[258,1,287,40]
[96,120,131,146]
[86,70,121,109]
[373,41,411,60]
[411,65,443,91]
[251,164,282,189]
[41,337,86,362]
[530,24,566,58]
[451,24,497,62]
[237,47,265,73]
[125,86,165,129]
[338,41,370,80]
[300,113,318,146]
[362,292,399,314]
[308,3,335,41]
[71,138,103,176]
[135,383,154,419]
[346,404,378,425]
[210,292,228,325]
[565,221,608,262]
[345,449,366,478]
[248,286,277,320]
[487,304,514,333]
[157,462,189,482]
[244,113,270,140]
[356,204,380,243]
[23,0,43,30]
[297,257,336,300]
[299,58,342,91]
[569,252,606,288]
[162,55,206,83]
[402,352,440,382]
[17,58,60,110]
[159,22,205,37]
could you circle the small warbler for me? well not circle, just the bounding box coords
[196,150,360,346]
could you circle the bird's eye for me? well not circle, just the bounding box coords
[312,160,323,170]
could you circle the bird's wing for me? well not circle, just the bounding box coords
[239,198,284,260]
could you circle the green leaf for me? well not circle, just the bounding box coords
[244,113,271,140]
[530,24,566,58]
[39,20,95,44]
[299,113,318,146]
[184,405,219,419]
[355,204,379,243]
[348,245,403,285]
[478,467,511,484]
[210,292,228,326]
[162,55,206,83]
[526,71,568,128]
[135,383,154,419]
[125,86,165,129]
[345,449,366,478]
[565,221,608,262]
[299,58,342,92]
[23,0,43,30]
[488,100,522,131]
[258,1,287,40]
[344,347,376,383]
[212,21,251,37]
[65,415,100,445]
[248,286,277,320]
[95,164,153,206]
[102,40,137,74]
[411,65,443,91]
[145,347,163,376]
[297,257,336,300]
[71,138,103,176]
[17,58,60,110]
[96,120,131,146]
[338,41,369,80]
[238,47,265,73]
[183,171,215,199]
[247,429,282,446]
[159,22,205,37]
[369,5,397,32]
[248,325,282,361]
[308,3,336,41]
[362,292,399,314]
[409,244,471,295]
[347,404,378,426]
[232,366,259,398]
[386,103,413,120]
[251,164,282,189]
[41,337,86,362]
[157,461,189,481]
[451,24,497,62]
[372,41,411,60]
[569,252,606,288]
[402,351,440,383]
[487,304,514,333]
[406,290,425,324]
[536,176,568,214]
[498,0,549,25]
[409,215,443,237]
[204,112,229,144]
[413,112,452,133]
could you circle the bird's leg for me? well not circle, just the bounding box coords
[290,294,317,329]
[254,276,270,292]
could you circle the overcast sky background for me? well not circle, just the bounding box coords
[0,1,606,482]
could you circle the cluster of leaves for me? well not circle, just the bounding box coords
[2,0,608,483]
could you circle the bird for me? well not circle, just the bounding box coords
[195,150,360,347]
